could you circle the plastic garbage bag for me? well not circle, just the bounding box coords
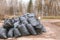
[34,24,46,34]
[13,28,21,37]
[3,19,13,30]
[27,17,40,26]
[27,13,35,17]
[8,28,14,38]
[0,28,7,39]
[17,24,30,36]
[14,21,20,28]
[19,16,28,24]
[23,13,29,19]
[26,24,37,35]
[13,17,20,23]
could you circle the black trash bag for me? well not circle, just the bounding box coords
[27,17,40,26]
[26,24,37,35]
[27,13,40,26]
[23,13,35,20]
[14,21,20,28]
[3,19,14,30]
[11,18,16,23]
[27,13,46,34]
[17,24,30,36]
[0,28,7,39]
[12,17,20,23]
[8,28,14,38]
[13,28,21,37]
[34,24,46,34]
[19,16,28,24]
[39,24,46,32]
[27,13,35,17]
[23,13,30,19]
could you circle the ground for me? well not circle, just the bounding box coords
[0,19,60,40]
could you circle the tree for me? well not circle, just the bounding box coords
[34,0,42,17]
[19,0,23,15]
[9,6,13,15]
[27,0,33,13]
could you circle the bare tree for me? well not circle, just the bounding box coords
[19,0,23,15]
[27,0,33,13]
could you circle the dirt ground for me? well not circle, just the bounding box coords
[52,22,60,26]
[0,19,60,40]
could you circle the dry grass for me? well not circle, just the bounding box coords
[0,15,21,20]
[43,16,60,19]
[0,13,60,21]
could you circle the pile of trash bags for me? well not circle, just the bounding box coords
[0,13,46,39]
